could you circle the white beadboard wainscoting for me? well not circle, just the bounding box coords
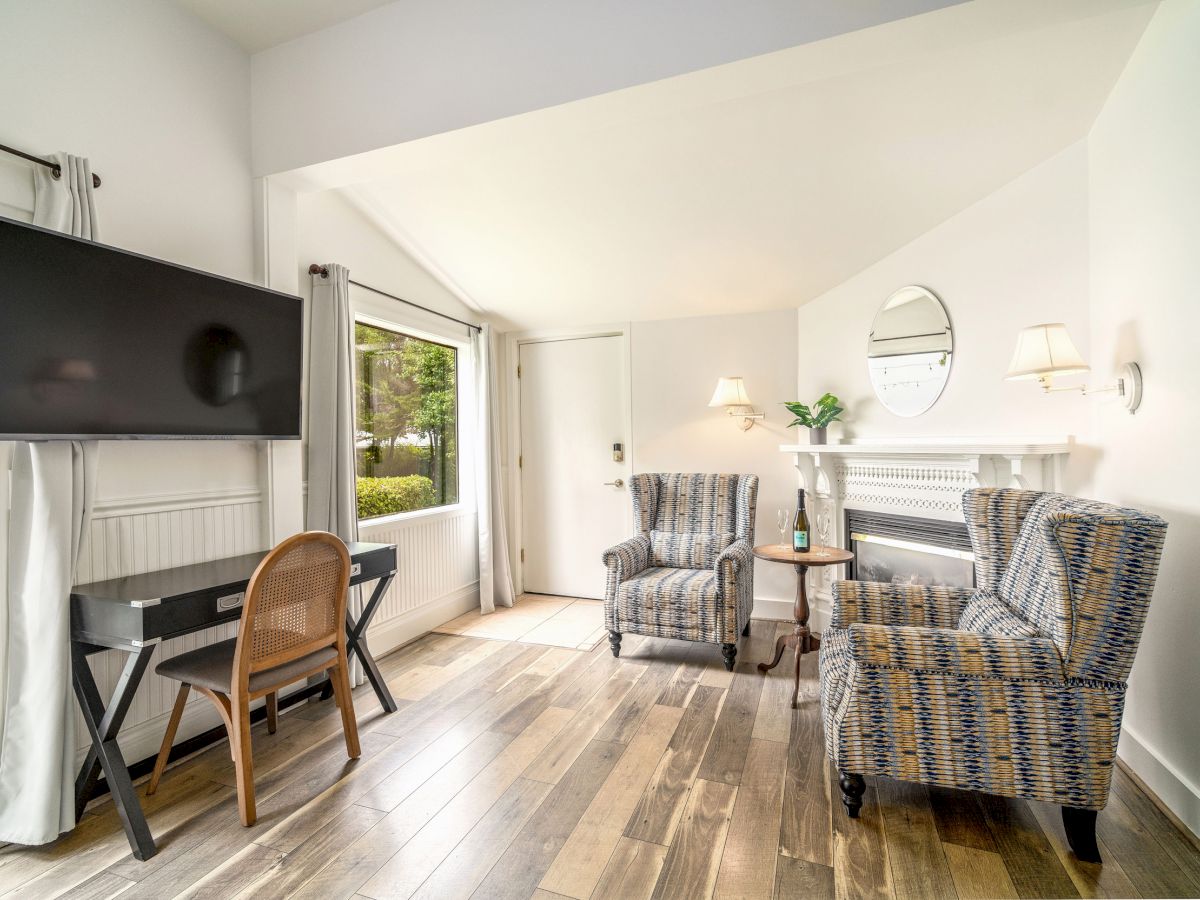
[358,504,480,654]
[72,487,266,770]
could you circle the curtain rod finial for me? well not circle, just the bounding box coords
[308,264,328,277]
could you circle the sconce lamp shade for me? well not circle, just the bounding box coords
[709,377,752,407]
[1004,323,1090,381]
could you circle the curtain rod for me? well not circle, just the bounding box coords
[308,264,482,333]
[0,141,102,188]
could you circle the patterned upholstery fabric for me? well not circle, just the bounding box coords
[820,487,1167,811]
[603,473,758,646]
[649,531,734,569]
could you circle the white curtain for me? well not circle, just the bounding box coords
[0,153,99,845]
[305,263,363,684]
[472,324,515,614]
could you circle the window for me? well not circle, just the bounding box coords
[354,322,459,520]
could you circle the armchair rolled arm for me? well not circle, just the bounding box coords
[847,623,1065,681]
[602,534,651,581]
[831,580,973,630]
[714,539,754,576]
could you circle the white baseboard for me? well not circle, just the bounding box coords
[367,581,480,657]
[76,682,306,777]
[752,595,831,633]
[1118,724,1200,839]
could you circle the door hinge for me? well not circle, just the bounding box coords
[520,548,525,563]
[518,454,523,469]
[517,364,522,378]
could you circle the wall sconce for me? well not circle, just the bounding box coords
[709,377,764,430]
[1005,323,1142,413]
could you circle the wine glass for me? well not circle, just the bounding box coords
[776,509,789,548]
[815,509,832,557]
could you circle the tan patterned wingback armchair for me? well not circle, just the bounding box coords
[603,473,758,671]
[820,488,1167,863]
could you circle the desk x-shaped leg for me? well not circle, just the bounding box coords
[71,641,158,860]
[321,573,398,713]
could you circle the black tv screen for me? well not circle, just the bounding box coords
[0,217,303,439]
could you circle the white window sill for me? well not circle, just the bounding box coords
[358,502,473,530]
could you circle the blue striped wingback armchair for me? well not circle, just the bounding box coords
[820,488,1167,863]
[603,473,758,671]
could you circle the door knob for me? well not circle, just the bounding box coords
[604,479,625,488]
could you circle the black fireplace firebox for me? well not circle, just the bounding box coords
[845,509,975,589]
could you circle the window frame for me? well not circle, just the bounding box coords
[352,310,470,525]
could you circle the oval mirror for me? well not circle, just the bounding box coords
[867,286,953,417]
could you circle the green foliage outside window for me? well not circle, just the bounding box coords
[355,322,458,519]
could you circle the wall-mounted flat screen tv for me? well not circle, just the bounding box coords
[0,217,302,439]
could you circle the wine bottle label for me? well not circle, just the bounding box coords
[793,531,809,550]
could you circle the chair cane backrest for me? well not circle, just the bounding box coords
[233,531,351,684]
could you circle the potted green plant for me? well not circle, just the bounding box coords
[784,393,844,445]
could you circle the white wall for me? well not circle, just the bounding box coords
[631,308,799,616]
[794,141,1096,493]
[1088,0,1200,835]
[249,0,963,176]
[295,189,482,650]
[0,0,266,767]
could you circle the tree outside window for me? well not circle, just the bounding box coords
[354,322,458,519]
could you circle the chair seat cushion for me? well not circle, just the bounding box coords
[155,637,338,695]
[649,531,733,569]
[615,567,720,641]
[958,591,1040,638]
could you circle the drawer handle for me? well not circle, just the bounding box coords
[217,592,244,611]
[350,563,362,577]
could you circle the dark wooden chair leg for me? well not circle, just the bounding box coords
[721,643,737,671]
[742,621,751,637]
[839,772,866,818]
[608,631,622,658]
[1062,806,1101,863]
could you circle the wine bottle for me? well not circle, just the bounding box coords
[792,489,810,553]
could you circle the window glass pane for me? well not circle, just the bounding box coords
[354,322,458,519]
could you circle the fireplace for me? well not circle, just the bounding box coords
[844,509,974,589]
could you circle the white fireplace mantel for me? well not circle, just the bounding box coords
[778,435,1073,619]
[780,435,1073,520]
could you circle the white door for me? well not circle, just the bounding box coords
[519,335,630,599]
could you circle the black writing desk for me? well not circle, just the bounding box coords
[70,540,398,860]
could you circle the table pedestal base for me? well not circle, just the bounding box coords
[757,559,822,709]
[758,625,821,708]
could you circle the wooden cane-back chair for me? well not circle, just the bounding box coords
[148,531,361,825]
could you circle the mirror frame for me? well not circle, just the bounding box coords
[866,285,954,418]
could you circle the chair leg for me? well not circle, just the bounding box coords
[147,683,190,796]
[742,620,751,637]
[608,631,622,658]
[839,772,866,818]
[265,691,278,735]
[329,660,361,760]
[1062,806,1101,863]
[230,696,256,827]
[721,643,737,672]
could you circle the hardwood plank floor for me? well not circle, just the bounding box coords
[8,627,1200,900]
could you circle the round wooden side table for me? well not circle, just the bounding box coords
[753,544,855,709]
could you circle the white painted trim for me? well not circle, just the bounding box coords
[503,323,634,596]
[1118,724,1200,839]
[367,581,481,655]
[360,502,470,529]
[78,680,309,781]
[780,435,1074,456]
[752,596,796,623]
[91,487,262,519]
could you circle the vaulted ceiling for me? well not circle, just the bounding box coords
[280,0,1158,329]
